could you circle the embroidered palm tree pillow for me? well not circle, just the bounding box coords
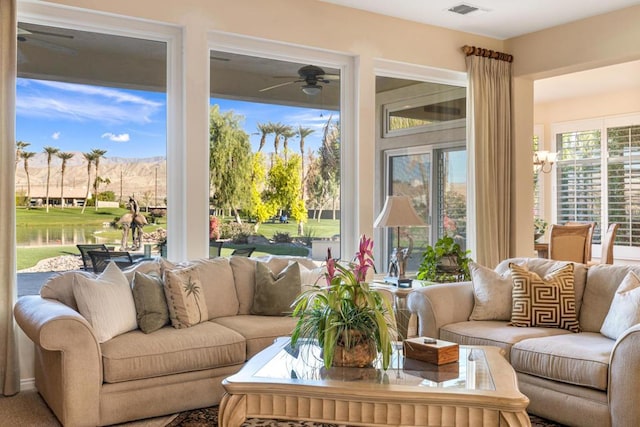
[509,263,580,333]
[164,265,209,328]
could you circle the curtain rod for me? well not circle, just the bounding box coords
[462,45,513,63]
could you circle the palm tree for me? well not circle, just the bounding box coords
[81,151,97,214]
[281,126,295,161]
[57,151,75,210]
[15,141,30,173]
[183,276,204,323]
[271,122,287,156]
[297,126,315,196]
[256,122,272,152]
[91,148,107,211]
[43,146,60,213]
[21,151,36,209]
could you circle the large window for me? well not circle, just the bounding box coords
[376,77,467,273]
[209,50,341,260]
[554,115,640,256]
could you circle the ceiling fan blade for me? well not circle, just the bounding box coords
[259,80,298,92]
[323,74,340,80]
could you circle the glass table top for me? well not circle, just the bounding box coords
[252,339,495,391]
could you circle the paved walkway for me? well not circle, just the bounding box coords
[17,272,57,297]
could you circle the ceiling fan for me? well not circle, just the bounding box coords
[17,25,77,63]
[260,65,339,95]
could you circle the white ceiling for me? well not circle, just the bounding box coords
[318,0,640,40]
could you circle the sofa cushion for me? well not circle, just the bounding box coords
[496,258,588,315]
[468,261,516,321]
[511,332,614,391]
[40,259,164,312]
[164,265,210,328]
[131,271,169,334]
[440,320,571,361]
[40,270,93,311]
[251,261,301,316]
[509,263,580,333]
[600,271,640,340]
[100,321,246,383]
[72,262,139,343]
[213,314,297,359]
[229,256,258,315]
[580,264,640,332]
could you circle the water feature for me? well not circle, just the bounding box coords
[16,225,119,247]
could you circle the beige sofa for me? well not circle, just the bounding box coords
[407,257,640,427]
[14,255,321,427]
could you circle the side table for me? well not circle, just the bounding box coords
[372,278,416,340]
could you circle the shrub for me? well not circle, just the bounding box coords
[219,222,254,243]
[273,231,292,243]
[209,216,221,240]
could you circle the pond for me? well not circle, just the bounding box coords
[16,225,120,247]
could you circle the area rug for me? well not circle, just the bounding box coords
[165,406,565,426]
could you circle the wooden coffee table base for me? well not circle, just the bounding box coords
[220,391,530,426]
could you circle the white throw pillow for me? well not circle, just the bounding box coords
[468,261,517,321]
[600,271,640,340]
[72,262,138,343]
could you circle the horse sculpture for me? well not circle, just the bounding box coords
[117,196,148,250]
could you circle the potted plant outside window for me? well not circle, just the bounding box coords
[291,235,397,369]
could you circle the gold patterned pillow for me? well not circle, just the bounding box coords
[509,263,580,333]
[164,265,209,329]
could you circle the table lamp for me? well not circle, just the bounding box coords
[374,195,426,286]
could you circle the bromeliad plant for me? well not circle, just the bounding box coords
[291,235,397,369]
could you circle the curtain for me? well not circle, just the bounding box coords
[465,50,513,268]
[0,0,20,396]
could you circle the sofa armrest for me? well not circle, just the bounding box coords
[407,281,474,338]
[14,296,102,427]
[609,323,640,426]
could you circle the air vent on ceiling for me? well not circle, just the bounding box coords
[448,3,479,15]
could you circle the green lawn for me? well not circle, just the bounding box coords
[16,208,338,270]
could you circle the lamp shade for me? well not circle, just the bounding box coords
[374,195,426,228]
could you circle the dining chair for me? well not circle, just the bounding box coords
[548,223,592,264]
[88,250,134,273]
[231,247,255,257]
[565,221,596,262]
[76,244,108,271]
[589,223,620,265]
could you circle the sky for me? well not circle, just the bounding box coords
[15,77,338,159]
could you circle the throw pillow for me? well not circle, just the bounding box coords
[131,271,169,333]
[72,262,138,343]
[600,271,640,340]
[509,263,580,333]
[251,261,301,316]
[164,264,210,328]
[468,262,516,321]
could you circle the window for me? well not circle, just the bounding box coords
[553,115,640,255]
[376,77,467,272]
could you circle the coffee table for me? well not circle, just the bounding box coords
[220,337,530,427]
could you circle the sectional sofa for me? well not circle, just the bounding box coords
[14,255,323,427]
[407,257,640,427]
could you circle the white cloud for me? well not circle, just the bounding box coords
[16,79,164,125]
[102,132,130,142]
[52,132,61,140]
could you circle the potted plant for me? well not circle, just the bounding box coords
[291,235,397,369]
[416,235,472,283]
[534,217,548,242]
